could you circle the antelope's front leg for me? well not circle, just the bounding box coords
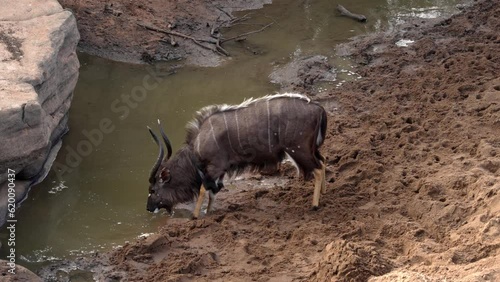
[193,185,206,219]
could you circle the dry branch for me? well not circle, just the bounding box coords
[138,19,273,57]
[337,4,367,22]
[213,5,234,21]
[211,13,252,36]
[221,22,273,44]
[213,33,229,56]
[137,23,225,56]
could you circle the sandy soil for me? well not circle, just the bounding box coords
[54,0,499,281]
[58,0,270,66]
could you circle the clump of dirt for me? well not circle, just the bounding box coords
[59,0,270,66]
[50,0,500,281]
[310,240,393,281]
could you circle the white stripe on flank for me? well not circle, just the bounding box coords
[316,114,323,146]
[235,111,243,149]
[277,115,280,144]
[223,112,236,153]
[209,119,220,149]
[195,136,201,156]
[223,112,229,131]
[284,120,288,141]
[291,99,297,139]
[266,99,272,153]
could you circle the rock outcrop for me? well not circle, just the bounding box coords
[0,0,80,225]
[0,259,43,281]
[269,55,336,93]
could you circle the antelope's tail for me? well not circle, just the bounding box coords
[316,107,328,147]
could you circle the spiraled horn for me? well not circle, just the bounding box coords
[158,120,172,160]
[148,126,164,184]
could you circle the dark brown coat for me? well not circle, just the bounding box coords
[147,93,327,214]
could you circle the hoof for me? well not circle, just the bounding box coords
[311,205,319,211]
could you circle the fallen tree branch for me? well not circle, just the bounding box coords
[221,22,273,44]
[229,13,252,25]
[137,23,226,56]
[337,4,367,22]
[138,23,199,41]
[138,19,270,57]
[211,13,252,36]
[213,33,229,56]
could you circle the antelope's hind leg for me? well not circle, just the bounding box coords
[312,168,322,209]
[321,160,326,194]
[312,158,326,209]
[193,185,206,219]
[207,190,216,213]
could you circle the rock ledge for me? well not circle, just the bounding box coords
[0,0,80,226]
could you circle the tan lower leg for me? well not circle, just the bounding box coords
[193,185,206,219]
[207,190,216,213]
[321,162,326,194]
[312,169,322,208]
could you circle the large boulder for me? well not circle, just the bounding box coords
[0,259,43,281]
[0,0,80,225]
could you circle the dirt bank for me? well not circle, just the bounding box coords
[59,0,271,66]
[56,0,499,281]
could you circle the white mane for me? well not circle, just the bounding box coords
[218,93,310,111]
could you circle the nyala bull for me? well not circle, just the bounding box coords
[147,93,327,218]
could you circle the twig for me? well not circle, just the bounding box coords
[213,5,234,20]
[221,22,273,44]
[263,15,279,27]
[211,13,252,36]
[138,23,195,40]
[211,16,221,36]
[213,33,229,56]
[231,22,269,27]
[229,13,252,25]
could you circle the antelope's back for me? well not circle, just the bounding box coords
[192,95,326,159]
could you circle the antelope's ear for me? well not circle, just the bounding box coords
[159,168,171,183]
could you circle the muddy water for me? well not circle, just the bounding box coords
[0,0,461,273]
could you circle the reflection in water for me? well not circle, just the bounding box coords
[383,0,460,27]
[0,0,461,272]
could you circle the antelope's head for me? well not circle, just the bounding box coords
[146,120,175,213]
